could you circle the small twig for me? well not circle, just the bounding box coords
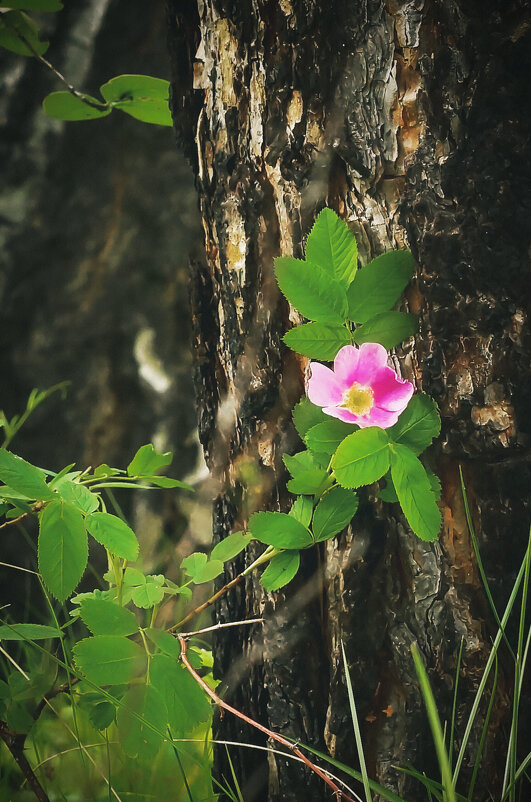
[0,501,44,532]
[0,720,50,802]
[180,617,264,639]
[177,635,355,802]
[169,573,244,631]
[33,676,80,721]
[2,16,108,110]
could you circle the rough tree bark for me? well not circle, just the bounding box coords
[167,2,531,801]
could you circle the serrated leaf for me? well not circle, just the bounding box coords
[78,599,138,637]
[42,91,110,121]
[275,257,348,324]
[210,531,252,563]
[388,394,441,455]
[131,575,165,609]
[292,397,327,440]
[283,449,320,476]
[127,444,172,477]
[426,470,442,501]
[347,250,415,322]
[312,487,359,542]
[283,323,351,360]
[332,427,390,489]
[286,469,328,495]
[193,559,224,583]
[390,444,441,541]
[38,501,87,601]
[89,701,116,731]
[100,75,172,126]
[248,511,313,549]
[0,624,61,641]
[305,208,358,287]
[0,449,55,500]
[289,496,314,528]
[181,552,207,579]
[150,654,211,736]
[305,419,354,456]
[352,311,418,349]
[117,684,167,760]
[0,10,48,56]
[53,478,99,514]
[74,635,146,685]
[261,550,300,591]
[145,629,181,659]
[85,512,138,561]
[379,473,398,503]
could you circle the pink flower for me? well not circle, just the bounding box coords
[307,343,414,429]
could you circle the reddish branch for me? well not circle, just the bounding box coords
[177,635,357,802]
[170,573,244,631]
[0,721,50,802]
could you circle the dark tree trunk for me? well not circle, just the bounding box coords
[167,2,531,801]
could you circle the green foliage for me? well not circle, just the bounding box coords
[78,598,139,636]
[53,477,99,513]
[0,449,55,500]
[274,257,348,324]
[0,1,63,10]
[116,684,167,760]
[390,444,441,541]
[351,311,418,349]
[210,531,252,562]
[127,442,172,476]
[283,322,352,359]
[249,511,313,549]
[42,91,111,120]
[388,394,441,455]
[332,427,391,489]
[289,495,314,528]
[261,550,300,591]
[38,500,88,600]
[100,74,173,126]
[305,418,354,457]
[73,635,146,685]
[150,654,211,735]
[292,396,327,440]
[0,9,48,56]
[0,623,61,640]
[346,250,415,323]
[312,487,358,542]
[85,511,139,561]
[305,208,358,287]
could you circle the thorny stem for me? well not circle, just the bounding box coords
[180,618,264,639]
[2,16,108,111]
[0,721,50,802]
[177,636,356,802]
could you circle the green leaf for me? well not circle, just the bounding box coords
[387,394,441,455]
[181,552,207,579]
[53,478,99,514]
[390,444,441,541]
[85,512,139,561]
[289,496,314,528]
[352,311,418,349]
[0,10,48,56]
[193,560,224,583]
[305,419,354,456]
[283,449,320,475]
[332,428,390,489]
[312,487,359,542]
[38,501,88,601]
[131,575,165,609]
[292,397,327,440]
[150,654,211,736]
[116,684,167,759]
[100,75,172,126]
[74,635,146,685]
[127,443,172,477]
[261,551,300,591]
[426,470,442,501]
[248,511,313,549]
[92,464,122,479]
[274,257,348,324]
[89,701,116,731]
[0,624,61,641]
[283,322,351,360]
[143,475,193,490]
[145,629,181,659]
[0,449,55,500]
[210,532,252,563]
[378,473,398,503]
[305,208,358,287]
[347,250,415,323]
[0,1,63,10]
[286,470,329,495]
[78,599,139,637]
[42,91,110,121]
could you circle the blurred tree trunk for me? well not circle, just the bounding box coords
[168,1,531,799]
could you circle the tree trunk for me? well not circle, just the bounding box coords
[167,1,531,799]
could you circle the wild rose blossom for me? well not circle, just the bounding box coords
[307,343,413,429]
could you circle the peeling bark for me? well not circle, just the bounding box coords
[167,2,531,800]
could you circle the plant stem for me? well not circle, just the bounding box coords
[0,721,50,802]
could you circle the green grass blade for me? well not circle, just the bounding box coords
[341,640,373,802]
[448,637,464,769]
[467,653,498,800]
[452,551,526,785]
[225,746,245,802]
[411,643,456,802]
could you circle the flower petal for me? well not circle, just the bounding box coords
[352,342,389,385]
[307,363,344,406]
[371,367,414,412]
[333,345,360,387]
[322,405,359,424]
[363,406,400,429]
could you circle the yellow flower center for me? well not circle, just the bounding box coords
[341,382,374,417]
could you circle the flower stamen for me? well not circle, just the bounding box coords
[341,382,374,417]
